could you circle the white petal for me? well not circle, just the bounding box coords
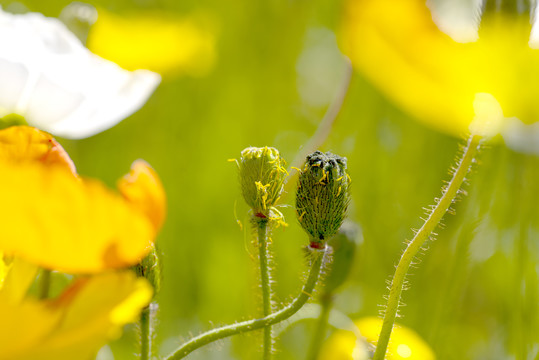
[0,59,28,117]
[502,117,539,155]
[0,8,161,139]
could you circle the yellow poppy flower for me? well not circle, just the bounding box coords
[0,256,152,360]
[340,0,539,138]
[318,316,435,360]
[0,126,166,273]
[87,9,217,77]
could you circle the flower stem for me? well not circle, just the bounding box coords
[38,269,51,299]
[140,306,152,360]
[305,292,332,360]
[373,134,481,360]
[257,218,274,359]
[165,247,327,360]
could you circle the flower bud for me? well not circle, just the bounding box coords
[296,151,351,247]
[133,245,161,299]
[238,146,287,217]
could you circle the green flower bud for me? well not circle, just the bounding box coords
[133,245,161,299]
[324,222,359,294]
[296,151,351,247]
[238,146,287,217]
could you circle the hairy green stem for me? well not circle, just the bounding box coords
[373,134,481,360]
[39,269,51,299]
[140,306,151,360]
[306,293,332,360]
[165,248,327,360]
[257,219,274,359]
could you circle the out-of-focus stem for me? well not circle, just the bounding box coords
[140,306,151,360]
[38,269,51,299]
[284,58,352,196]
[305,292,332,360]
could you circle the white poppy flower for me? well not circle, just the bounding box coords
[0,8,161,139]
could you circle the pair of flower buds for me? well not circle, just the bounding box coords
[238,146,351,248]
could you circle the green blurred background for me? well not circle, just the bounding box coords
[2,0,539,359]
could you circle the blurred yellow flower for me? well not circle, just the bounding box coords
[318,316,435,360]
[0,126,166,273]
[87,9,217,77]
[0,257,152,360]
[340,0,539,138]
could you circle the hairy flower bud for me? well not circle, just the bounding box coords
[296,151,351,247]
[238,146,287,217]
[133,245,161,299]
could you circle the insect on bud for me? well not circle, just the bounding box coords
[296,151,351,248]
[238,146,288,218]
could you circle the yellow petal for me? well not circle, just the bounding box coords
[0,127,157,272]
[0,271,152,360]
[317,328,367,360]
[0,257,60,359]
[0,258,38,304]
[0,126,76,174]
[469,93,504,138]
[318,317,435,360]
[340,0,539,136]
[117,159,166,232]
[340,0,473,135]
[0,161,154,273]
[0,299,62,359]
[0,256,7,288]
[356,317,435,360]
[87,9,217,77]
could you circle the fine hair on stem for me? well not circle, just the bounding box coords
[373,134,482,360]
